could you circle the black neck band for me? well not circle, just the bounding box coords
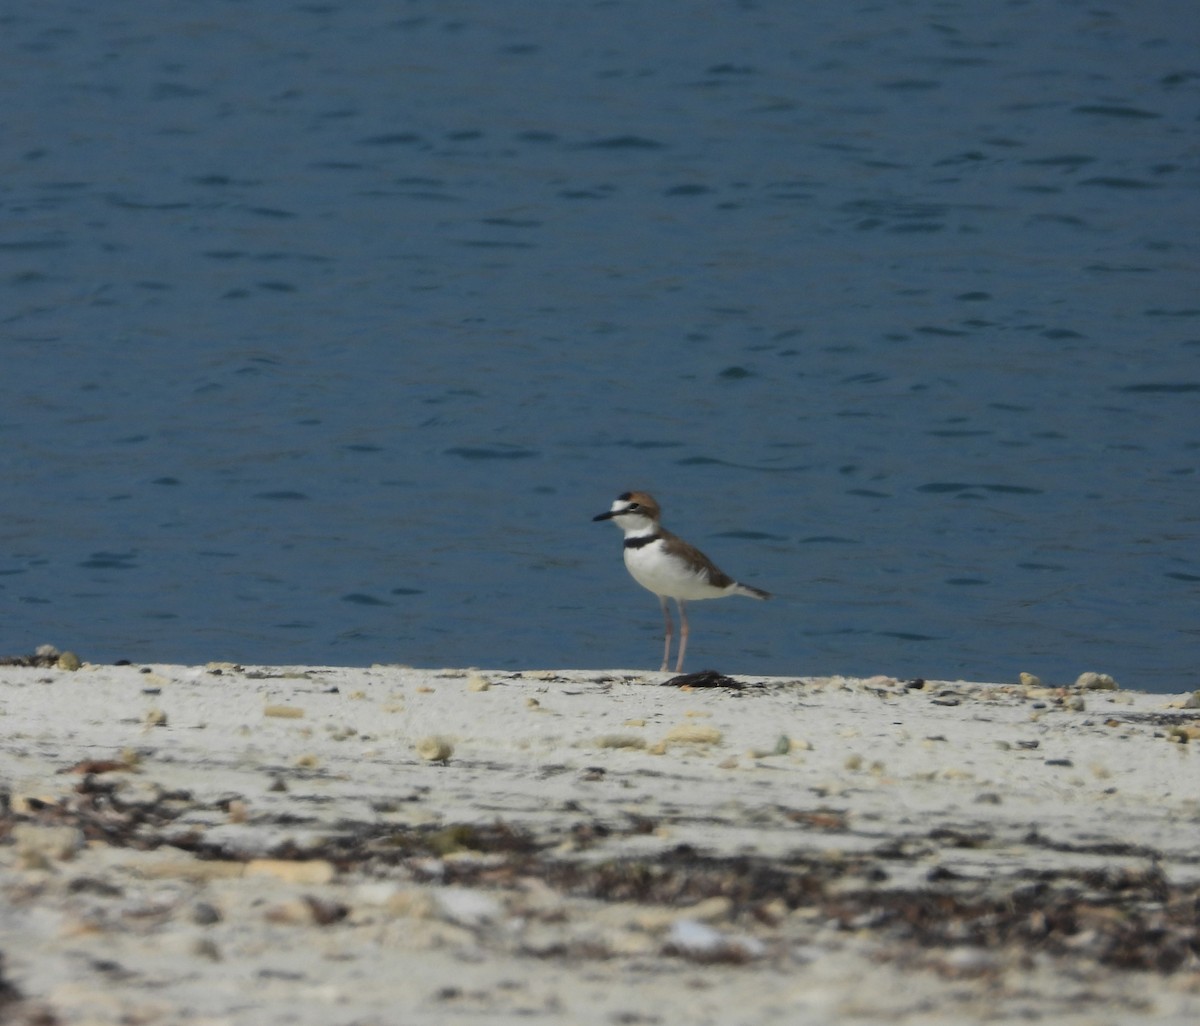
[624,534,661,550]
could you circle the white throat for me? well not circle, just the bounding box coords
[610,511,659,537]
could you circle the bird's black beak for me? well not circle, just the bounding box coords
[592,510,615,522]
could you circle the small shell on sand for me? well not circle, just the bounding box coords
[246,858,336,885]
[12,824,84,862]
[416,736,454,762]
[1167,725,1200,744]
[595,734,647,750]
[661,724,723,747]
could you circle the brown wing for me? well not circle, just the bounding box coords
[659,530,736,589]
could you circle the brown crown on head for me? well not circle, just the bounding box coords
[620,491,661,519]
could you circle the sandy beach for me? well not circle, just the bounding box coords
[1,658,1198,1025]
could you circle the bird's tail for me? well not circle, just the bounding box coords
[734,582,771,600]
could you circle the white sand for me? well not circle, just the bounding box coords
[1,662,1198,1025]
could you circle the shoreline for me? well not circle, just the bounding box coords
[2,662,1198,1024]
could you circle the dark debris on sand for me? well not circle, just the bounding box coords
[661,670,752,689]
[7,774,1199,976]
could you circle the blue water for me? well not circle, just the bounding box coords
[2,1,1197,690]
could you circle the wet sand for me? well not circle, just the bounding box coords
[1,661,1198,1024]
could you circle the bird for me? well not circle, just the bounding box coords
[592,491,770,673]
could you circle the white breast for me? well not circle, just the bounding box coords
[623,539,731,600]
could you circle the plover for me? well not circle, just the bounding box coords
[593,491,770,672]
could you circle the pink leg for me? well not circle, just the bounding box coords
[659,596,673,672]
[675,600,689,673]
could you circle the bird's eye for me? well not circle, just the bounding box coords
[627,503,640,511]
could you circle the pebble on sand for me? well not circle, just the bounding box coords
[664,919,765,963]
[1076,672,1119,691]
